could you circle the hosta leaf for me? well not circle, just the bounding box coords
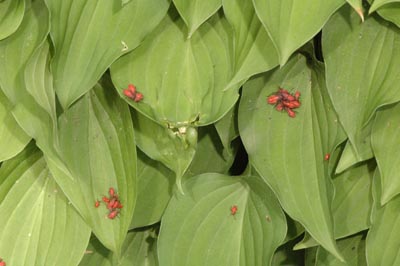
[0,88,30,162]
[53,84,136,254]
[372,103,400,204]
[253,0,345,65]
[374,3,400,27]
[132,109,196,192]
[366,171,400,265]
[0,144,91,266]
[346,0,365,21]
[222,0,279,86]
[0,0,25,40]
[213,105,238,159]
[158,174,287,266]
[111,11,239,126]
[173,0,221,37]
[0,0,49,104]
[239,55,344,260]
[45,0,170,109]
[130,150,174,229]
[80,230,158,266]
[323,5,400,160]
[185,125,235,177]
[369,0,400,13]
[272,236,305,266]
[332,161,374,238]
[315,234,367,265]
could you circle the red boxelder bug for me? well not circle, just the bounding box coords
[95,200,100,208]
[230,205,238,216]
[324,153,330,161]
[108,210,119,219]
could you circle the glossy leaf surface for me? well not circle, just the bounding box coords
[0,0,25,40]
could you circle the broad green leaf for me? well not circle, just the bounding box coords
[0,144,91,266]
[0,0,25,40]
[315,234,367,266]
[45,0,170,109]
[185,125,235,177]
[305,247,319,266]
[158,174,287,266]
[24,39,56,123]
[372,103,400,204]
[0,0,49,104]
[222,0,279,86]
[253,0,345,65]
[130,149,174,229]
[239,55,344,260]
[323,5,400,160]
[369,0,400,13]
[53,84,137,255]
[80,230,158,266]
[0,88,30,162]
[366,171,400,265]
[331,161,373,239]
[374,3,400,27]
[173,0,221,37]
[111,11,239,127]
[132,109,196,192]
[272,236,305,266]
[347,0,365,21]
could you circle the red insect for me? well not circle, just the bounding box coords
[286,108,296,118]
[267,87,301,118]
[117,203,123,209]
[94,200,100,208]
[134,92,143,102]
[109,187,115,198]
[267,95,280,104]
[0,258,5,266]
[230,205,238,216]
[102,196,110,203]
[108,210,119,219]
[324,153,330,161]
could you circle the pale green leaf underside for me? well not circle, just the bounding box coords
[173,0,222,37]
[0,145,91,266]
[0,89,30,162]
[111,11,239,126]
[369,0,400,13]
[130,150,174,229]
[239,55,343,260]
[323,5,400,160]
[158,174,286,266]
[45,0,170,109]
[366,171,400,266]
[372,103,400,204]
[222,0,279,89]
[0,0,25,40]
[253,0,345,65]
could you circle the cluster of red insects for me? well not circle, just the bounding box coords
[0,258,5,266]
[95,187,123,220]
[123,84,143,102]
[267,87,301,118]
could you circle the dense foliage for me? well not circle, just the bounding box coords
[0,0,399,265]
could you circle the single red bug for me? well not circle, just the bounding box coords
[230,205,238,216]
[123,89,135,99]
[127,84,136,93]
[95,200,100,208]
[102,196,110,203]
[324,153,330,161]
[267,95,280,104]
[275,103,284,111]
[108,210,119,219]
[134,92,143,102]
[109,187,115,198]
[117,203,123,209]
[286,108,296,118]
[0,258,5,266]
[294,91,301,99]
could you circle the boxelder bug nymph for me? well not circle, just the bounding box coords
[123,84,143,102]
[230,205,238,216]
[324,153,330,161]
[267,87,301,118]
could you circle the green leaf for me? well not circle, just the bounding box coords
[185,125,235,177]
[0,88,30,162]
[332,161,374,239]
[346,0,365,21]
[173,0,221,37]
[253,0,345,65]
[0,144,91,266]
[372,103,400,204]
[315,234,367,266]
[369,0,400,13]
[239,55,344,260]
[132,109,196,193]
[158,174,287,266]
[373,3,400,27]
[272,236,306,266]
[323,5,400,160]
[131,150,174,229]
[366,171,400,265]
[45,0,170,109]
[0,0,49,104]
[111,11,239,126]
[222,0,279,85]
[0,0,25,40]
[80,230,159,266]
[53,84,137,255]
